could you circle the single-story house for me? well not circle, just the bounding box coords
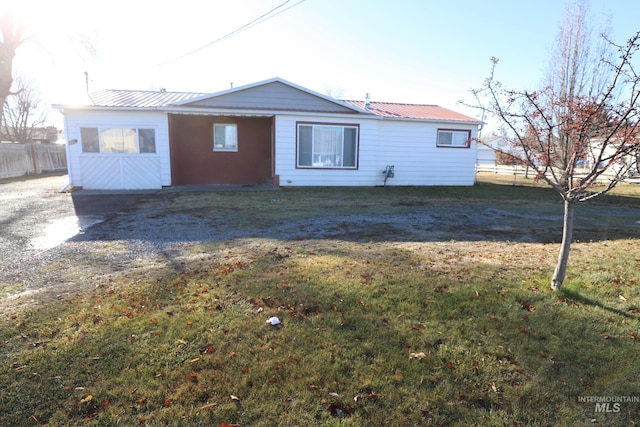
[55,78,482,190]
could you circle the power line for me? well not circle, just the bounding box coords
[156,0,306,67]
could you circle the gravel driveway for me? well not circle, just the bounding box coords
[0,174,159,307]
[2,173,638,313]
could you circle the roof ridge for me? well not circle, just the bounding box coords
[91,88,207,95]
[344,99,439,107]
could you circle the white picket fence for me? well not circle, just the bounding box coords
[476,164,533,176]
[0,143,67,179]
[476,163,640,184]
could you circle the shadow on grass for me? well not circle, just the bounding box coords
[561,288,639,320]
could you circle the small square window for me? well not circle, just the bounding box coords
[214,123,238,152]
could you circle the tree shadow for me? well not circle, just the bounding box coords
[561,288,639,320]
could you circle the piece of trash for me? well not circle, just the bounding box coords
[266,317,281,325]
[409,352,426,360]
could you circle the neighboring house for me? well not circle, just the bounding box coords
[55,78,482,190]
[477,136,526,165]
[0,126,59,144]
[586,137,640,180]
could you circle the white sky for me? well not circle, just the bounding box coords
[7,0,640,132]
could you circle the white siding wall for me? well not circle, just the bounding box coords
[274,114,380,186]
[376,120,478,186]
[63,110,170,190]
[275,115,478,186]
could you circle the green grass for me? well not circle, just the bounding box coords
[1,175,639,426]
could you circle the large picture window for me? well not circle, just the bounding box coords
[297,123,358,168]
[80,127,156,153]
[437,129,471,148]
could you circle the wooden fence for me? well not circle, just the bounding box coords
[0,143,67,179]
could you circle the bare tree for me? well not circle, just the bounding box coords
[473,0,640,290]
[1,75,47,143]
[0,9,27,122]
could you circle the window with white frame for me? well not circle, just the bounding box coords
[297,123,358,168]
[437,129,471,148]
[80,127,156,153]
[213,123,238,152]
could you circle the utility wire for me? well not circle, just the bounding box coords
[156,0,306,67]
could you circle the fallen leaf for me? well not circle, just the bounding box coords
[230,395,241,401]
[491,383,498,393]
[200,345,216,354]
[520,301,536,312]
[329,392,340,397]
[409,352,426,360]
[326,401,354,418]
[137,397,147,404]
[80,395,93,403]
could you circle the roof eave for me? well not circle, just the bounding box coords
[379,116,483,125]
[161,106,379,118]
[55,105,162,112]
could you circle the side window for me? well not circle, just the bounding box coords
[437,129,471,148]
[213,123,238,152]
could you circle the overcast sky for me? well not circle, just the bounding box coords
[8,0,640,131]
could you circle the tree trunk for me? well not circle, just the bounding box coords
[551,199,576,291]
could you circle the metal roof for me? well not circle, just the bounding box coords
[88,89,206,108]
[80,85,480,124]
[343,100,480,122]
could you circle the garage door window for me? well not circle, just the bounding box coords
[80,127,156,153]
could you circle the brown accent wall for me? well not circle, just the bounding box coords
[169,114,273,185]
